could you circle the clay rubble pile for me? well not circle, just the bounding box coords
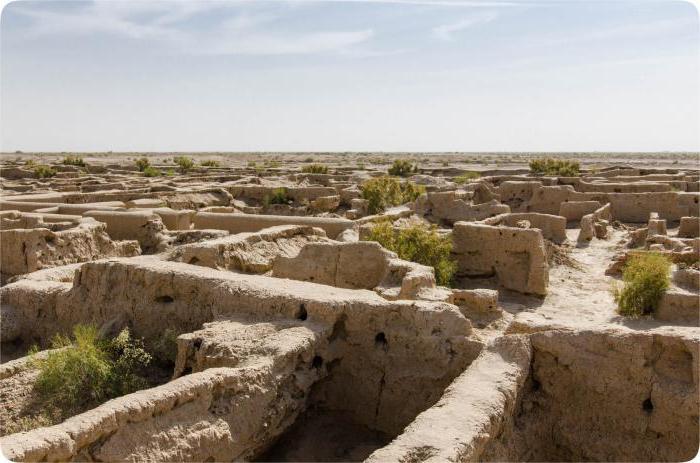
[0,156,698,462]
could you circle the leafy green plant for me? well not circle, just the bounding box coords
[143,166,162,177]
[30,325,152,418]
[135,157,150,172]
[263,187,291,206]
[388,159,419,177]
[301,163,329,174]
[613,253,671,317]
[62,155,86,167]
[165,169,176,176]
[529,158,580,176]
[148,329,179,365]
[24,159,37,168]
[361,176,425,215]
[34,165,57,179]
[173,156,195,172]
[365,222,457,286]
[200,159,220,167]
[454,171,480,183]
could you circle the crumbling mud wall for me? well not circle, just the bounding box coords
[452,222,549,295]
[193,212,356,239]
[1,257,483,449]
[167,225,328,273]
[0,212,139,281]
[483,329,699,462]
[416,190,510,225]
[608,192,700,222]
[272,240,436,299]
[482,213,567,243]
[366,335,532,462]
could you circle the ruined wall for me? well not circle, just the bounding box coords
[366,335,532,463]
[192,212,355,239]
[1,257,482,436]
[482,213,567,243]
[168,225,328,273]
[272,240,436,299]
[485,329,700,462]
[452,222,549,295]
[608,192,700,222]
[0,214,139,280]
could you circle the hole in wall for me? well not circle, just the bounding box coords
[375,332,388,349]
[155,295,174,303]
[642,398,654,414]
[297,304,308,321]
[312,356,323,369]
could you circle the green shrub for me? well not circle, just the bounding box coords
[30,325,151,417]
[365,222,457,286]
[173,156,194,172]
[454,171,480,183]
[613,253,671,317]
[34,165,57,179]
[303,157,315,163]
[143,166,161,177]
[301,163,329,174]
[529,158,580,176]
[165,169,176,177]
[62,155,86,167]
[24,159,37,168]
[148,329,179,365]
[388,159,419,177]
[263,187,291,206]
[361,176,425,215]
[247,161,257,167]
[135,157,150,172]
[200,159,220,167]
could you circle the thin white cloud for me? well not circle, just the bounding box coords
[10,1,375,56]
[433,11,500,40]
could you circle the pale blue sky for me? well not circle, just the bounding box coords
[1,0,698,152]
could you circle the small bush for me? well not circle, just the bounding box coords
[34,165,57,179]
[303,157,315,163]
[529,158,580,176]
[388,159,419,177]
[361,176,425,215]
[454,171,480,184]
[24,159,37,168]
[301,163,329,174]
[613,253,671,317]
[143,166,162,177]
[165,169,176,177]
[148,329,179,365]
[30,325,151,417]
[173,156,195,172]
[365,222,457,286]
[62,155,86,167]
[263,187,291,206]
[200,159,220,167]
[247,161,257,167]
[135,157,150,172]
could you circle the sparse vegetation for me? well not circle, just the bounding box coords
[29,325,152,421]
[361,176,425,215]
[388,159,419,177]
[454,171,480,183]
[200,160,220,167]
[148,329,179,365]
[34,165,57,178]
[143,166,162,177]
[613,253,671,317]
[301,163,329,174]
[529,158,580,176]
[24,159,37,168]
[135,157,150,172]
[263,187,291,206]
[365,221,457,286]
[62,155,86,167]
[173,156,195,172]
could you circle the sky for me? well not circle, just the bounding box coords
[0,0,698,152]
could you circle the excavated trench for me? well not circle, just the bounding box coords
[483,330,699,462]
